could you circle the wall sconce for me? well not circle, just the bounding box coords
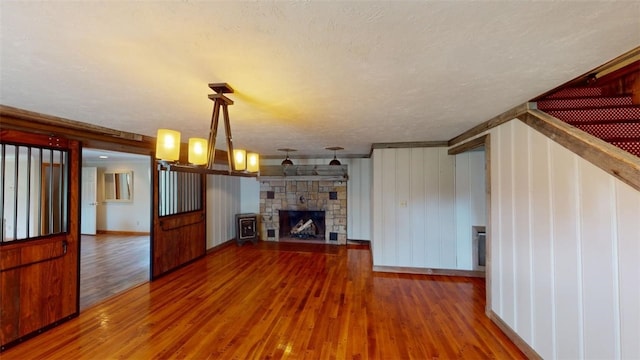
[326,146,343,165]
[155,83,259,176]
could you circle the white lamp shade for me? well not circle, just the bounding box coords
[156,129,181,161]
[188,138,208,165]
[233,149,247,171]
[247,152,260,172]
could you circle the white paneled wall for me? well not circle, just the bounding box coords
[346,158,372,240]
[490,119,640,359]
[240,177,260,213]
[206,175,241,249]
[454,150,486,270]
[372,147,456,268]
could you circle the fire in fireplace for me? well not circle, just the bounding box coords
[279,210,325,240]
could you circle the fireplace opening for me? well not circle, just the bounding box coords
[279,210,325,241]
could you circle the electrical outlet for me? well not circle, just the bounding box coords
[399,201,407,207]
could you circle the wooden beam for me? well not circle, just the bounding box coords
[208,83,234,94]
[371,141,448,149]
[448,103,530,147]
[522,110,640,192]
[207,93,234,105]
[448,135,488,155]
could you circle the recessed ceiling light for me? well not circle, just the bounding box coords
[99,155,109,159]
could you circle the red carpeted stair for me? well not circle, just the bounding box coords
[536,87,640,157]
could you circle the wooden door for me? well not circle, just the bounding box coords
[151,166,206,279]
[80,167,97,235]
[0,130,80,350]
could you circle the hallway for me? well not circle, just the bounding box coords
[80,234,149,310]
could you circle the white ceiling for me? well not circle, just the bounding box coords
[1,2,639,157]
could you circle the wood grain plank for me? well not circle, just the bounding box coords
[1,242,526,359]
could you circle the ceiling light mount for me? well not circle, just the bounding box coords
[326,146,344,165]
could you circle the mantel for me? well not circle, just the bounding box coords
[258,165,348,181]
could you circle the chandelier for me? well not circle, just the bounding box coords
[155,83,259,175]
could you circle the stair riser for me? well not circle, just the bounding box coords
[546,108,640,122]
[537,96,633,110]
[573,123,640,140]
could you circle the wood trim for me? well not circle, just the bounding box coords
[522,110,640,192]
[0,105,231,165]
[487,310,542,360]
[372,265,485,278]
[448,134,488,155]
[448,103,531,147]
[371,141,448,149]
[95,230,150,236]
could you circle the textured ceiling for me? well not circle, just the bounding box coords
[1,2,639,157]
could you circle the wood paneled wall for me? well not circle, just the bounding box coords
[455,151,486,270]
[346,158,372,241]
[490,119,640,359]
[372,147,456,268]
[206,175,241,248]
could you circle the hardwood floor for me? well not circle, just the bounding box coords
[4,241,524,359]
[80,234,149,310]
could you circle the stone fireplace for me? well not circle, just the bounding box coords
[259,180,347,244]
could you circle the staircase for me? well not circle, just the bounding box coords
[536,87,640,157]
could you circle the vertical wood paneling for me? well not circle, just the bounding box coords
[206,175,240,249]
[615,181,640,359]
[513,121,532,341]
[491,126,502,314]
[346,158,372,241]
[550,143,583,359]
[529,131,555,357]
[410,148,426,267]
[372,150,383,265]
[396,149,412,264]
[371,147,456,269]
[424,149,441,268]
[579,160,617,359]
[455,152,472,269]
[381,150,397,266]
[454,150,486,270]
[490,119,640,359]
[438,149,456,269]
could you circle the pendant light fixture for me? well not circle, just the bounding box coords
[155,83,259,175]
[326,146,343,165]
[278,148,296,166]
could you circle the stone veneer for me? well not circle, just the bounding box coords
[259,180,347,244]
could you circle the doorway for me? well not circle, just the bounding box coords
[80,148,151,309]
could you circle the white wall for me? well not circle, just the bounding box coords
[85,160,151,233]
[372,147,456,268]
[346,158,372,241]
[455,150,486,270]
[240,177,260,213]
[490,119,640,359]
[206,175,241,249]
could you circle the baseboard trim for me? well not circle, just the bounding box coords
[487,309,542,360]
[96,230,150,236]
[372,265,485,278]
[206,238,236,254]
